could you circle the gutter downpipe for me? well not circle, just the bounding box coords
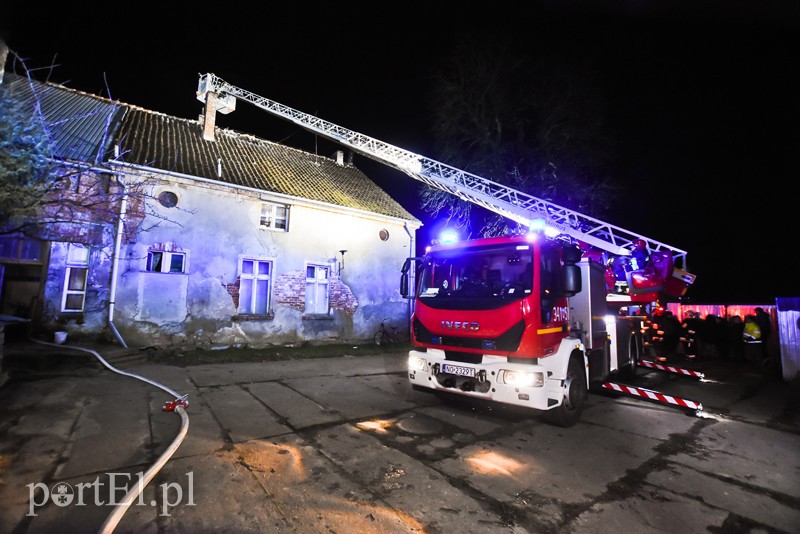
[403,222,416,321]
[109,175,128,348]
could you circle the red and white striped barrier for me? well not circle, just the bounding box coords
[639,360,705,380]
[602,382,703,413]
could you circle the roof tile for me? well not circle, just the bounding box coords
[117,108,417,221]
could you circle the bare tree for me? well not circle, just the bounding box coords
[421,32,621,237]
[0,44,190,248]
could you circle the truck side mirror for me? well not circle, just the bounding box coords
[400,257,420,299]
[562,265,581,296]
[400,272,410,298]
[562,245,582,264]
[562,245,582,297]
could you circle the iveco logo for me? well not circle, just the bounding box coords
[441,320,480,331]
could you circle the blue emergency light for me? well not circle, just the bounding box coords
[439,229,459,244]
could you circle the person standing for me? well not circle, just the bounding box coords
[698,313,722,359]
[726,315,745,362]
[680,310,700,359]
[754,307,772,361]
[659,310,681,357]
[742,314,762,364]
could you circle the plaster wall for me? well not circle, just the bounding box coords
[108,175,419,348]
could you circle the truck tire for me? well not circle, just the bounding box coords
[622,333,641,380]
[544,354,587,427]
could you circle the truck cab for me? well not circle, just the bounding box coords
[402,231,594,426]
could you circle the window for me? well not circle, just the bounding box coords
[146,250,186,273]
[540,245,563,324]
[305,264,330,315]
[158,191,179,208]
[238,258,272,315]
[260,202,289,231]
[0,235,43,262]
[62,244,89,312]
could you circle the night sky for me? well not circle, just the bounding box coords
[2,2,798,304]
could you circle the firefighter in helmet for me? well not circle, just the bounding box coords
[631,239,650,270]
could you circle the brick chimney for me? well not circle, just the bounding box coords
[199,91,236,142]
[201,93,219,141]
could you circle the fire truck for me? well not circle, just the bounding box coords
[401,228,696,426]
[196,74,700,426]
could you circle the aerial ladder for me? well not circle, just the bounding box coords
[195,73,703,417]
[196,73,694,274]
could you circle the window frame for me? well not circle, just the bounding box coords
[61,243,90,312]
[146,250,188,274]
[237,255,274,316]
[304,263,331,315]
[259,202,290,232]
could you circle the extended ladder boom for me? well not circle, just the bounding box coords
[197,73,688,266]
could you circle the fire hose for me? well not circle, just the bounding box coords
[31,338,189,534]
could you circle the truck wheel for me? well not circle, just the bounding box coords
[544,355,587,427]
[623,334,641,379]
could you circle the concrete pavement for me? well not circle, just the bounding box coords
[0,339,428,533]
[1,338,799,533]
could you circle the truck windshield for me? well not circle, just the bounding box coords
[418,243,534,301]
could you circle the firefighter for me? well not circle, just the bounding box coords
[659,310,681,356]
[742,314,762,364]
[726,315,745,362]
[680,310,700,359]
[642,306,665,359]
[631,239,650,270]
[754,307,772,361]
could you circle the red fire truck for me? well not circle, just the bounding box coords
[401,228,695,426]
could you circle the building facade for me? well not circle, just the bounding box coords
[1,71,421,348]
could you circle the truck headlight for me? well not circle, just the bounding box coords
[408,355,427,372]
[503,370,544,387]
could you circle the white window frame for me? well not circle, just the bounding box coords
[237,256,274,315]
[61,243,89,312]
[304,263,331,315]
[260,202,289,231]
[146,250,187,273]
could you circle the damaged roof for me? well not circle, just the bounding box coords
[1,72,125,163]
[117,108,418,221]
[2,72,419,223]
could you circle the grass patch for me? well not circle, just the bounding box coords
[150,341,413,367]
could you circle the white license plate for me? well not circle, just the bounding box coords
[442,363,476,377]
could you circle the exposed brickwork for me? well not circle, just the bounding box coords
[274,271,358,315]
[225,279,240,309]
[274,272,306,312]
[330,277,358,314]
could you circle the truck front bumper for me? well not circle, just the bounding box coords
[408,349,563,411]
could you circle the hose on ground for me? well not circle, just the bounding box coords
[30,338,189,534]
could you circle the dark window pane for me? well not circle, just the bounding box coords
[169,254,185,273]
[148,252,163,272]
[67,268,87,290]
[65,294,84,311]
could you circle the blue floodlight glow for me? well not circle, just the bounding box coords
[544,226,560,238]
[439,229,459,244]
[528,218,546,232]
